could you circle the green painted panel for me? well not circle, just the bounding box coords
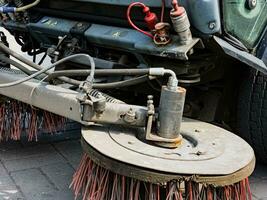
[223,0,267,49]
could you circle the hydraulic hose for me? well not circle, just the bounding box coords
[0,54,95,88]
[46,68,177,89]
[0,43,177,89]
[92,75,155,89]
[0,55,33,75]
[0,42,84,86]
[47,69,150,81]
[15,0,40,12]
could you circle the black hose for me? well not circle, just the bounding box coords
[92,75,155,89]
[0,55,33,75]
[0,42,81,86]
[38,52,47,65]
[47,69,150,80]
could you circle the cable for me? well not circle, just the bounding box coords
[0,42,81,86]
[161,0,165,22]
[84,54,95,84]
[38,52,47,65]
[46,68,178,89]
[92,75,155,89]
[127,2,154,38]
[15,0,40,12]
[0,0,40,13]
[46,68,150,81]
[0,55,33,75]
[32,48,36,63]
[0,54,95,88]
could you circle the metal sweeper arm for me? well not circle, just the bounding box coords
[0,67,148,128]
[0,60,187,148]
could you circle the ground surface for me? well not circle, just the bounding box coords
[0,137,266,200]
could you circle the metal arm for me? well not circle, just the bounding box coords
[0,67,147,127]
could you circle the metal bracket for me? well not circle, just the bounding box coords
[145,114,183,148]
[214,36,267,74]
[145,96,182,148]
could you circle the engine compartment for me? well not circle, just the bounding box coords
[0,0,252,125]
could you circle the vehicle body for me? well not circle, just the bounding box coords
[0,0,267,162]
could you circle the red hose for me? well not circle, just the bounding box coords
[161,0,165,22]
[127,2,154,38]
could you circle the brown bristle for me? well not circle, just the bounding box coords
[0,99,66,142]
[71,154,253,200]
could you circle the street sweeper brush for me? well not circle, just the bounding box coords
[71,119,255,200]
[0,98,66,142]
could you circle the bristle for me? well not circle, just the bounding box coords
[0,99,66,142]
[43,111,66,134]
[71,153,253,200]
[0,102,6,141]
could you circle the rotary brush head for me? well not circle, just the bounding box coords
[71,118,255,200]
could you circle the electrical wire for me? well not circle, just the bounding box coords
[0,54,95,88]
[38,52,47,65]
[127,2,154,38]
[161,0,165,22]
[32,48,36,63]
[0,0,40,13]
[15,0,40,12]
[0,42,81,86]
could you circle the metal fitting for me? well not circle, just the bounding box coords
[143,6,158,31]
[124,108,137,124]
[149,68,165,76]
[170,3,192,45]
[147,95,155,115]
[167,76,178,91]
[153,22,171,46]
[246,0,257,9]
[208,22,216,30]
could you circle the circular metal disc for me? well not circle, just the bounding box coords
[82,118,255,185]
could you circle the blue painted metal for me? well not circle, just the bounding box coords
[0,6,16,13]
[84,23,201,60]
[28,16,77,46]
[27,16,201,60]
[71,0,221,34]
[180,0,221,34]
